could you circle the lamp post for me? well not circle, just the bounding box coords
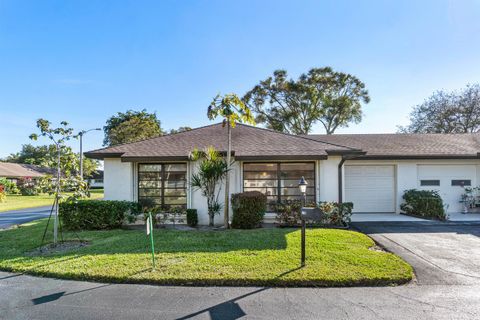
[298,176,308,267]
[78,128,101,179]
[298,176,308,206]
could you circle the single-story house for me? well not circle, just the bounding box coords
[85,123,480,225]
[0,162,53,183]
[86,170,104,189]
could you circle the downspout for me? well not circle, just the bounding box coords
[338,158,346,203]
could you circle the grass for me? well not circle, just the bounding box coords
[0,219,413,286]
[0,189,104,212]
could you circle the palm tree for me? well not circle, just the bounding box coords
[189,146,229,226]
[207,94,256,228]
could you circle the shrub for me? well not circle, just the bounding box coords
[0,177,19,194]
[60,200,140,230]
[319,202,354,226]
[0,185,6,203]
[274,200,317,226]
[400,189,446,220]
[186,209,198,227]
[231,191,267,229]
[17,177,39,196]
[275,200,353,227]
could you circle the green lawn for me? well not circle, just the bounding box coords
[0,189,104,212]
[0,219,413,286]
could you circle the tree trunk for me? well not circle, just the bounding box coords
[224,120,231,228]
[209,213,214,227]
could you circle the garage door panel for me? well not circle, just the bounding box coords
[345,165,395,213]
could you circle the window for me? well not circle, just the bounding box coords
[451,179,471,186]
[243,162,315,211]
[138,163,187,209]
[420,180,440,186]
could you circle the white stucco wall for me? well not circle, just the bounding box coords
[318,156,342,202]
[101,156,480,223]
[103,158,134,201]
[344,159,480,213]
[190,160,241,225]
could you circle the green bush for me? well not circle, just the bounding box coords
[231,191,267,229]
[186,209,198,227]
[274,200,316,226]
[275,200,353,226]
[400,189,446,220]
[17,177,39,196]
[0,177,19,194]
[60,200,140,230]
[318,202,354,226]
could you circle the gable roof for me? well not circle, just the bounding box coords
[0,163,51,178]
[85,123,357,161]
[306,133,480,159]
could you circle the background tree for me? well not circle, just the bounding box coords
[189,147,229,226]
[103,109,164,146]
[169,126,192,134]
[208,93,256,228]
[399,84,480,133]
[4,144,99,178]
[243,67,370,135]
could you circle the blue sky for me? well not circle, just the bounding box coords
[1,0,479,157]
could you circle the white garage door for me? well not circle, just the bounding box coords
[417,165,476,213]
[345,165,395,213]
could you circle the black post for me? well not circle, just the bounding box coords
[301,218,306,267]
[301,191,306,267]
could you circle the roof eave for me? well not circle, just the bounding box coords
[235,155,328,161]
[348,154,480,160]
[83,152,124,160]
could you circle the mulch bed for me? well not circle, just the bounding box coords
[27,240,90,256]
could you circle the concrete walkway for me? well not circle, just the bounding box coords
[0,206,52,229]
[1,271,479,320]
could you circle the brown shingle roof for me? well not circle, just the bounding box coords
[0,163,50,178]
[85,123,356,161]
[306,133,480,159]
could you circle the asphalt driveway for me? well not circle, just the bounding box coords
[352,221,480,285]
[0,206,52,229]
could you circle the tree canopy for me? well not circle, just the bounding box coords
[4,144,99,178]
[103,109,164,146]
[242,67,370,135]
[399,84,480,133]
[169,126,192,134]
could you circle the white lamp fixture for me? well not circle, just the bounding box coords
[298,176,308,194]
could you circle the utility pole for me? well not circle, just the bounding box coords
[78,128,101,179]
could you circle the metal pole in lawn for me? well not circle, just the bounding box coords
[147,212,156,270]
[298,176,308,267]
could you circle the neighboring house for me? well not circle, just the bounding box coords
[85,123,480,225]
[87,170,104,189]
[0,162,53,183]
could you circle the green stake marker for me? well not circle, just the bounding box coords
[147,212,156,269]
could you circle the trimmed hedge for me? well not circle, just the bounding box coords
[275,200,353,227]
[60,200,139,230]
[400,189,446,220]
[186,209,198,227]
[231,191,267,229]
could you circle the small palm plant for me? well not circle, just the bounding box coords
[190,146,229,226]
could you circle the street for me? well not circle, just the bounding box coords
[0,271,479,320]
[0,206,52,229]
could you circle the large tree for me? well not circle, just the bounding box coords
[243,67,370,135]
[103,109,164,146]
[399,84,480,133]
